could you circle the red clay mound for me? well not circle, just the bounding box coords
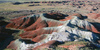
[20,28,58,39]
[24,17,48,31]
[18,17,36,29]
[6,13,100,40]
[24,17,64,31]
[87,24,100,33]
[32,34,47,42]
[6,15,39,29]
[6,19,25,29]
[6,13,65,29]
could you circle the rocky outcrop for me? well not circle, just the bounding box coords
[6,15,40,29]
[6,13,100,50]
[24,16,64,31]
[6,13,66,30]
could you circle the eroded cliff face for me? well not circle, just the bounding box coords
[6,12,100,50]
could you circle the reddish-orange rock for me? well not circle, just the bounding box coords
[90,24,100,33]
[24,15,64,31]
[6,23,15,28]
[6,19,25,29]
[6,13,65,29]
[24,17,48,31]
[24,19,63,31]
[18,17,35,29]
[5,12,100,50]
[32,34,47,42]
[33,40,58,50]
[6,16,39,29]
[20,28,57,39]
[47,20,63,27]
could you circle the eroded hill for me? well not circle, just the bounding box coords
[5,12,100,50]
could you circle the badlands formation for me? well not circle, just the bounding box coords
[6,12,100,50]
[0,0,100,50]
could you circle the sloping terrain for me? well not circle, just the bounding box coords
[0,0,100,50]
[5,12,100,50]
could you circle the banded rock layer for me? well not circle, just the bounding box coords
[6,13,100,50]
